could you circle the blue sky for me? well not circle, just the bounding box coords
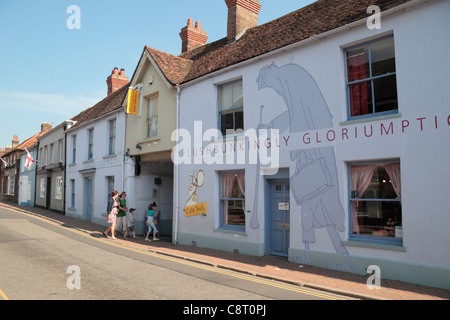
[0,0,315,150]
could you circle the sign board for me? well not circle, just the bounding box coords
[126,88,139,115]
[185,202,208,217]
[278,202,290,211]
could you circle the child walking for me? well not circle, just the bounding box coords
[124,208,136,239]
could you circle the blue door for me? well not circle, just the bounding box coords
[85,178,93,221]
[270,180,290,256]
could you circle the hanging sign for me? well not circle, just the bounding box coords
[185,202,208,217]
[126,88,139,115]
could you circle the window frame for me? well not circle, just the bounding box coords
[344,34,398,121]
[219,170,246,232]
[147,95,158,139]
[87,128,94,160]
[108,118,116,156]
[218,79,244,136]
[348,159,402,246]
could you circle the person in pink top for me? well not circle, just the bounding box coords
[104,190,119,239]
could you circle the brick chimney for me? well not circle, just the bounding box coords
[12,135,19,149]
[179,18,208,53]
[225,0,261,42]
[41,122,52,133]
[106,67,129,95]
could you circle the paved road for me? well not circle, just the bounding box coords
[0,206,353,304]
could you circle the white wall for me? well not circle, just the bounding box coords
[176,0,450,287]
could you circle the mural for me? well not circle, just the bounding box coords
[256,62,355,272]
[184,170,208,217]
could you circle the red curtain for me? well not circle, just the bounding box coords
[347,49,368,116]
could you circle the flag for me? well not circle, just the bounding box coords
[0,157,8,168]
[25,148,35,169]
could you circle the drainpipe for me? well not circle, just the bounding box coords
[174,85,181,245]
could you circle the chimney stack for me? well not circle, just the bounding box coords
[179,18,208,53]
[41,122,52,133]
[225,0,261,42]
[12,135,19,149]
[106,67,129,95]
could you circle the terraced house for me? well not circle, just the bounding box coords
[65,68,129,225]
[138,0,448,289]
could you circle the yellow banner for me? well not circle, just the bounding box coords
[126,88,139,115]
[185,202,208,217]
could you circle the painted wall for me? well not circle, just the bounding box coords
[65,110,126,227]
[124,52,176,235]
[18,147,37,207]
[175,0,450,289]
[125,52,177,157]
[35,124,67,212]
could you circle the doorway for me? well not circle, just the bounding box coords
[268,179,290,256]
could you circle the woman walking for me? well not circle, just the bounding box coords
[144,204,159,241]
[104,190,119,239]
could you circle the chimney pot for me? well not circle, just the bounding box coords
[180,18,208,53]
[107,67,128,95]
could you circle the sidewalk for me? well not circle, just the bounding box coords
[2,201,449,300]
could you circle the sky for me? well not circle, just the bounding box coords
[0,0,316,150]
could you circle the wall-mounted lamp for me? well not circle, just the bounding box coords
[136,144,142,150]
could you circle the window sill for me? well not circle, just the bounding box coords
[103,154,116,159]
[342,240,406,252]
[214,227,247,236]
[138,137,161,145]
[340,113,402,126]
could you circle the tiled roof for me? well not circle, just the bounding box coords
[145,46,193,85]
[180,0,410,83]
[148,0,411,85]
[69,83,129,130]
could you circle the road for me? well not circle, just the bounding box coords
[0,205,353,306]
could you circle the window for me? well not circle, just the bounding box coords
[59,139,64,162]
[49,143,54,164]
[40,178,46,198]
[349,161,402,244]
[219,80,244,136]
[220,172,245,229]
[345,35,398,119]
[72,135,77,163]
[147,96,158,138]
[55,176,63,200]
[108,119,116,155]
[7,176,14,195]
[70,179,75,208]
[87,128,94,160]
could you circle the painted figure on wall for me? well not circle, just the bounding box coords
[256,62,354,272]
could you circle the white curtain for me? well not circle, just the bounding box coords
[222,173,236,224]
[385,163,401,202]
[351,165,376,234]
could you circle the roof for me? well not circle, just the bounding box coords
[146,0,411,85]
[69,83,129,130]
[145,46,192,85]
[2,129,50,158]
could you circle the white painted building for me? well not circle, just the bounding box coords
[172,0,450,289]
[65,69,129,226]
